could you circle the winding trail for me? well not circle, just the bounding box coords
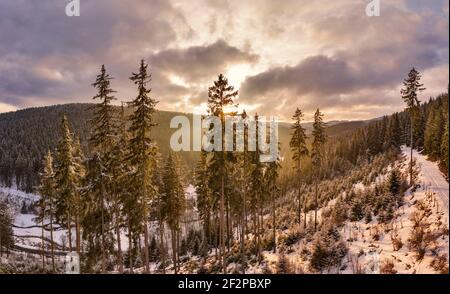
[403,147,449,216]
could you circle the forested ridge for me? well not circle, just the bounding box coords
[0,104,370,192]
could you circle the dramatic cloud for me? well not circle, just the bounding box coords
[0,0,448,120]
[237,0,449,120]
[150,39,258,83]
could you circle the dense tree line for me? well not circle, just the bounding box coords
[328,70,448,178]
[0,105,201,192]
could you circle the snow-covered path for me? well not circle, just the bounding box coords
[402,147,449,215]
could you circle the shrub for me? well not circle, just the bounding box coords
[309,227,348,272]
[276,252,293,274]
[380,259,397,274]
[430,253,449,274]
[350,200,364,222]
[408,226,430,260]
[390,233,403,251]
[408,210,433,261]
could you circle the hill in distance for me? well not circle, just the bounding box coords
[0,103,368,191]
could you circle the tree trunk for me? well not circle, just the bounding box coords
[143,220,150,274]
[297,187,302,225]
[258,202,263,262]
[100,191,106,273]
[240,213,245,274]
[226,194,230,252]
[297,159,302,225]
[241,185,247,274]
[128,222,133,273]
[159,221,166,274]
[410,116,414,186]
[272,189,276,253]
[314,181,318,232]
[171,228,177,274]
[214,213,218,261]
[67,211,72,252]
[203,212,210,259]
[176,227,180,272]
[220,176,226,274]
[116,219,123,273]
[50,209,55,272]
[41,218,45,270]
[75,213,81,255]
[304,209,307,230]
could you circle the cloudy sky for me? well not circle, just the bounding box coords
[0,0,448,121]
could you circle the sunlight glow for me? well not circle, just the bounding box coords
[169,74,189,88]
[225,64,252,89]
[0,102,17,113]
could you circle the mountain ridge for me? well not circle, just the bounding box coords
[0,103,368,191]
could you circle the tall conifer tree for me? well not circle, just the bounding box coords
[289,108,309,225]
[127,60,159,274]
[38,150,57,272]
[54,115,77,252]
[311,109,327,231]
[206,74,238,273]
[401,68,425,185]
[161,153,185,274]
[85,64,118,272]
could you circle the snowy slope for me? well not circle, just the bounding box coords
[258,148,449,274]
[340,148,448,274]
[2,185,199,257]
[0,186,39,212]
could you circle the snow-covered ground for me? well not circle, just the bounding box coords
[1,184,199,258]
[338,148,448,274]
[259,148,449,274]
[0,186,39,211]
[0,186,68,250]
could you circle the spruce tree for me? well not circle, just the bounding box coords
[401,68,425,185]
[127,60,159,274]
[85,64,118,272]
[161,152,185,274]
[54,115,78,252]
[206,73,238,273]
[90,65,118,150]
[81,153,114,272]
[388,169,401,197]
[264,145,281,253]
[311,109,327,231]
[424,105,444,159]
[149,151,166,273]
[289,108,309,225]
[441,120,449,175]
[38,150,57,272]
[0,200,13,257]
[384,113,401,151]
[108,103,129,273]
[250,114,264,262]
[195,150,212,255]
[72,137,85,257]
[228,110,253,273]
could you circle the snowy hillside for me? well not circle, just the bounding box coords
[409,147,449,216]
[1,185,199,258]
[254,147,449,274]
[0,186,39,212]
